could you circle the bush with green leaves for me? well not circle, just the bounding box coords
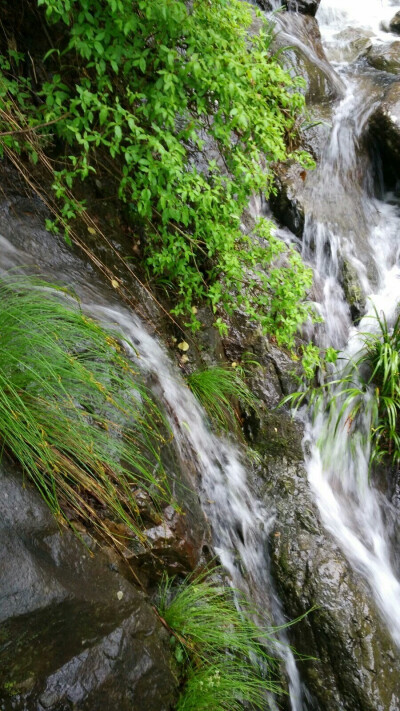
[158,571,283,711]
[0,276,171,544]
[286,309,400,467]
[0,0,314,346]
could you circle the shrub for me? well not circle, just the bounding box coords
[0,276,171,544]
[0,0,314,346]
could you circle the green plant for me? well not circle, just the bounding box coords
[158,571,283,711]
[186,364,258,433]
[0,276,171,544]
[0,0,315,347]
[284,309,400,467]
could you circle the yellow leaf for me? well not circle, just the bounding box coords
[87,226,97,235]
[178,341,189,352]
[111,279,119,289]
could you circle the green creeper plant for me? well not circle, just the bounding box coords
[0,0,315,349]
[0,275,171,544]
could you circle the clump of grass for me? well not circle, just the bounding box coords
[285,307,400,467]
[158,571,282,711]
[186,364,258,433]
[0,275,171,544]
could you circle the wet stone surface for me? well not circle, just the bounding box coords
[0,464,177,711]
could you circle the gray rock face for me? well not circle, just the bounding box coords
[0,464,177,711]
[366,41,400,74]
[269,161,307,238]
[368,82,400,179]
[390,10,400,34]
[283,0,321,15]
[254,419,400,711]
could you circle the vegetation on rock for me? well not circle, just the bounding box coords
[187,363,258,434]
[286,308,400,467]
[158,571,283,711]
[0,276,170,545]
[0,0,315,351]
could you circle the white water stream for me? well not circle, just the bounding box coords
[296,0,400,649]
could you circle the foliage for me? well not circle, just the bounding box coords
[284,309,400,467]
[158,571,283,711]
[0,0,314,347]
[0,276,171,544]
[186,363,258,434]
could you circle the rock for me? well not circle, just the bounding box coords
[274,14,344,105]
[254,429,400,711]
[368,82,400,181]
[390,10,400,34]
[328,28,373,64]
[270,160,307,238]
[366,41,400,74]
[283,0,321,15]
[0,464,177,711]
[340,258,367,322]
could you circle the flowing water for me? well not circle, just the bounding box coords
[285,0,400,650]
[2,1,400,708]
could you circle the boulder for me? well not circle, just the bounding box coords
[269,161,307,238]
[274,14,344,105]
[366,41,400,74]
[0,464,177,711]
[340,258,367,323]
[283,0,321,15]
[368,82,400,181]
[390,10,400,34]
[254,419,400,711]
[328,27,373,64]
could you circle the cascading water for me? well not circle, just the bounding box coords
[292,0,400,649]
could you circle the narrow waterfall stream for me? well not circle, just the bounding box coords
[285,0,400,651]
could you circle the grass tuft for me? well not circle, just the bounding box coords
[186,364,258,434]
[0,275,171,544]
[158,571,283,711]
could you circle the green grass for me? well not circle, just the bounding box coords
[0,275,171,544]
[186,364,258,434]
[158,572,283,711]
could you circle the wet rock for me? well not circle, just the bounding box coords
[283,0,321,15]
[0,464,177,711]
[274,14,343,105]
[366,41,400,74]
[328,28,373,64]
[255,435,400,711]
[368,82,400,181]
[126,504,206,585]
[270,161,307,238]
[390,10,400,34]
[340,258,367,322]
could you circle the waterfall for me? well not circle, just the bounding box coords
[296,0,400,649]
